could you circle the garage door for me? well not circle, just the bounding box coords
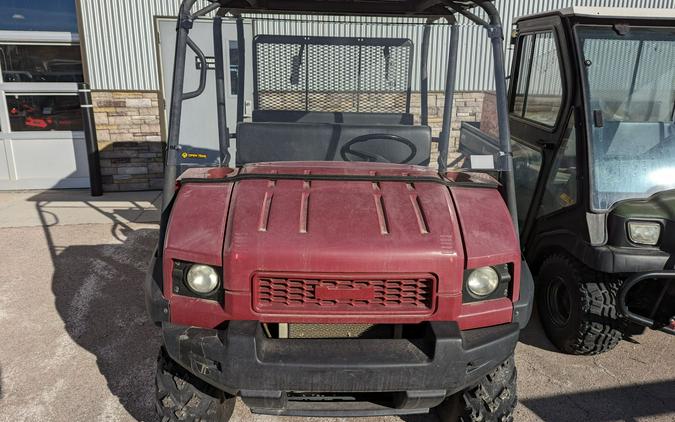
[0,32,89,190]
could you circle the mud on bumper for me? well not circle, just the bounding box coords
[162,320,521,416]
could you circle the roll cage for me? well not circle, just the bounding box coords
[160,0,518,247]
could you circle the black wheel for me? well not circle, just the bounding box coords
[155,348,235,422]
[537,254,623,355]
[435,355,517,422]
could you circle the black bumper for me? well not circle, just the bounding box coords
[163,320,520,416]
[619,271,675,335]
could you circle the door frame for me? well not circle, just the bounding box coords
[507,15,581,249]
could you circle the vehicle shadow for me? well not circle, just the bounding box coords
[517,306,561,353]
[26,189,162,422]
[521,379,675,422]
[50,225,161,421]
[52,229,160,421]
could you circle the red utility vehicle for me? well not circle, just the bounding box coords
[145,1,533,420]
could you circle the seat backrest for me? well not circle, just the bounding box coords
[236,122,431,166]
[252,110,414,125]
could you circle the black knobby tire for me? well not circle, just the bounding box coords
[537,254,623,355]
[435,355,517,422]
[155,348,235,422]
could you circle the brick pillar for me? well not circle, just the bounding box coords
[92,91,164,191]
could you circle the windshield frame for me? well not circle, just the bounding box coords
[574,23,675,212]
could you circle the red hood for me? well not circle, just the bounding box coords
[165,162,519,328]
[224,162,464,297]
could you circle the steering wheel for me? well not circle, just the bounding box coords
[340,133,417,164]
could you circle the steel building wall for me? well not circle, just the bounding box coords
[79,0,675,92]
[78,0,212,91]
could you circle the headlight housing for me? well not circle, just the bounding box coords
[466,267,500,297]
[185,264,220,294]
[627,221,661,246]
[463,264,511,302]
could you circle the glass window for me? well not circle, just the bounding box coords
[577,26,675,210]
[512,140,543,226]
[513,34,534,116]
[539,116,578,216]
[511,32,564,126]
[229,41,239,95]
[7,95,82,132]
[0,0,78,33]
[0,44,83,83]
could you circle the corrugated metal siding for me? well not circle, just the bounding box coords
[79,0,675,92]
[79,0,212,91]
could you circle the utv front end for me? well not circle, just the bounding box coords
[149,0,530,420]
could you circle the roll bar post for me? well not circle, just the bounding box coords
[437,19,458,173]
[441,0,519,235]
[213,16,231,166]
[160,0,221,252]
[163,0,224,205]
[476,0,519,235]
[420,20,433,126]
[162,0,196,213]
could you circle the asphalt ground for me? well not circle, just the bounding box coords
[0,191,673,422]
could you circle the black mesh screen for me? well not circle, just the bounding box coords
[253,35,413,113]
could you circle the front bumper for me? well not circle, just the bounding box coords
[163,320,520,416]
[152,258,534,416]
[619,271,675,335]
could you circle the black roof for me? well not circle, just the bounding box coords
[217,0,491,18]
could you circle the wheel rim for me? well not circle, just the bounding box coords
[546,276,572,327]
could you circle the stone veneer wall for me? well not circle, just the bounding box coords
[92,91,164,191]
[91,90,486,192]
[417,91,485,166]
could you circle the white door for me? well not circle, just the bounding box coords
[157,18,253,168]
[0,33,89,190]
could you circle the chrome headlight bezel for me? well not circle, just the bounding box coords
[627,221,662,246]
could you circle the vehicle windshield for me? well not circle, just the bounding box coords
[173,14,507,176]
[577,25,675,211]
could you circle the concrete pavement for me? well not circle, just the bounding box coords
[0,189,673,422]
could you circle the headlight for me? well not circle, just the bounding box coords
[627,221,661,246]
[466,267,500,297]
[186,264,220,294]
